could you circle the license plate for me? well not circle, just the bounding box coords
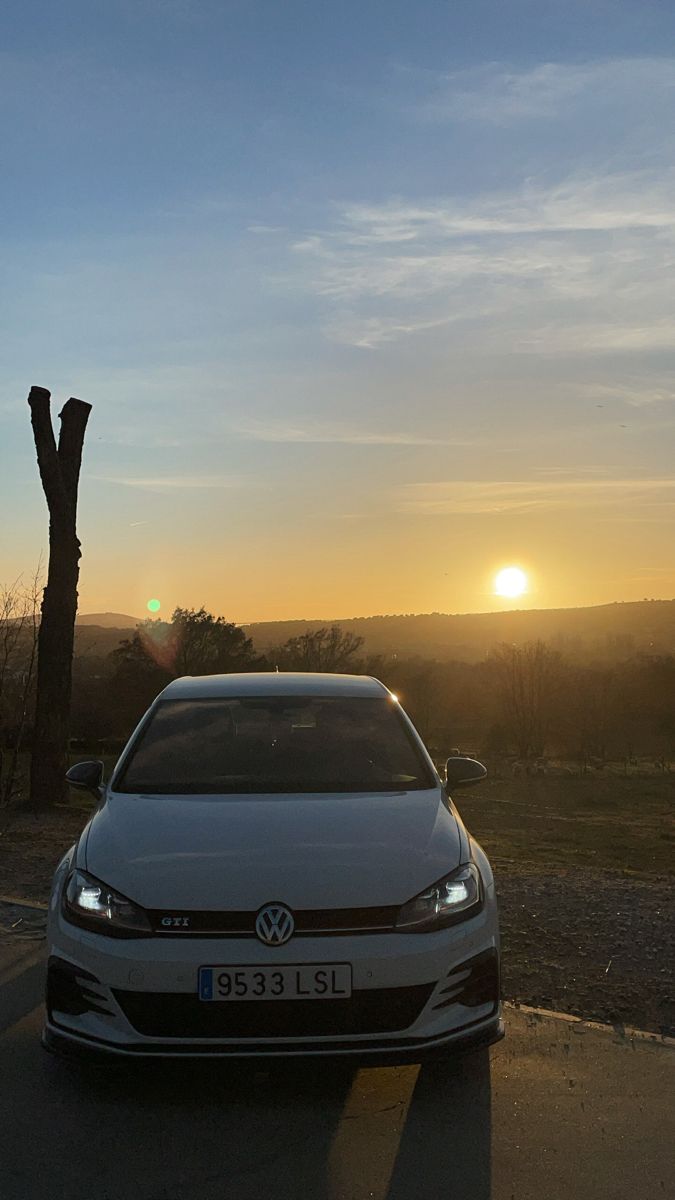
[198,964,352,1002]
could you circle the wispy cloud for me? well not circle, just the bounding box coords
[516,320,675,355]
[580,381,675,408]
[290,169,675,349]
[90,474,248,492]
[287,60,675,350]
[235,419,472,446]
[398,479,675,516]
[626,565,675,574]
[324,178,675,246]
[531,465,618,478]
[414,57,675,124]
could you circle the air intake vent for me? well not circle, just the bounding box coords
[432,948,499,1012]
[47,956,114,1018]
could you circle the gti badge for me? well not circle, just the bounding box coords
[160,916,191,928]
[255,904,295,945]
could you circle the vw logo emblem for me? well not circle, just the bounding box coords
[255,903,295,946]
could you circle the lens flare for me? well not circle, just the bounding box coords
[494,567,528,598]
[147,598,161,613]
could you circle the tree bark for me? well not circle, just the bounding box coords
[28,387,92,808]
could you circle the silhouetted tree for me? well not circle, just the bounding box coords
[559,664,622,765]
[271,625,364,672]
[70,654,116,744]
[105,610,261,735]
[629,655,675,756]
[28,387,91,808]
[106,632,173,734]
[0,570,41,814]
[488,641,563,759]
[169,607,260,675]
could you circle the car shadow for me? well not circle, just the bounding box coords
[386,1049,492,1200]
[45,1048,491,1199]
[50,1055,359,1198]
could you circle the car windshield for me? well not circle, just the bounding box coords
[114,695,436,795]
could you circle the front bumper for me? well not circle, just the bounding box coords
[44,893,502,1064]
[43,1011,504,1065]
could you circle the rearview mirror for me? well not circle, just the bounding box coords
[66,760,104,796]
[445,756,487,790]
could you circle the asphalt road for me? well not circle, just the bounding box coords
[0,950,673,1200]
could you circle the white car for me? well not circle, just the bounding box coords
[44,672,502,1062]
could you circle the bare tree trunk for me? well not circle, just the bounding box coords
[28,387,92,809]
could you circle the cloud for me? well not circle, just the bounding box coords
[286,59,675,353]
[90,474,247,491]
[516,320,675,355]
[235,419,472,446]
[290,168,675,350]
[531,465,617,478]
[581,381,675,408]
[397,479,675,516]
[627,565,675,574]
[416,57,675,124]
[321,310,482,349]
[333,179,675,246]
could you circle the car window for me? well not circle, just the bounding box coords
[114,695,436,794]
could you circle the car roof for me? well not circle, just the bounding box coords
[159,672,390,700]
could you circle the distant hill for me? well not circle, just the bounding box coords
[77,612,141,628]
[69,599,675,664]
[244,599,675,663]
[74,614,140,658]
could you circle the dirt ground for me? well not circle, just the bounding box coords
[458,776,674,1037]
[1,776,673,1036]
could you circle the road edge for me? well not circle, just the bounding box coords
[505,1002,675,1048]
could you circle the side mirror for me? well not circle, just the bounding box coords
[66,760,104,796]
[445,756,487,791]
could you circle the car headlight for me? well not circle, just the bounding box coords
[63,869,151,937]
[395,863,482,931]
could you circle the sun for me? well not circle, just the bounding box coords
[494,566,528,599]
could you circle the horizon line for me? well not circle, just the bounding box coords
[74,595,675,629]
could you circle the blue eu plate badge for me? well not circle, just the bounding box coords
[199,968,214,1000]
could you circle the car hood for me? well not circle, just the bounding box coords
[84,788,461,910]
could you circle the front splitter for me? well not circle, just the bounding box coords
[42,1013,504,1067]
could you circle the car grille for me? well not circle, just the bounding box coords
[112,983,435,1039]
[147,906,399,936]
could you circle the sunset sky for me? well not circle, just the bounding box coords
[2,1,675,622]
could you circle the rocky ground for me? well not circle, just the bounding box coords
[1,777,673,1036]
[494,862,672,1035]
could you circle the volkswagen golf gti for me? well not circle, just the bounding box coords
[44,672,502,1061]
